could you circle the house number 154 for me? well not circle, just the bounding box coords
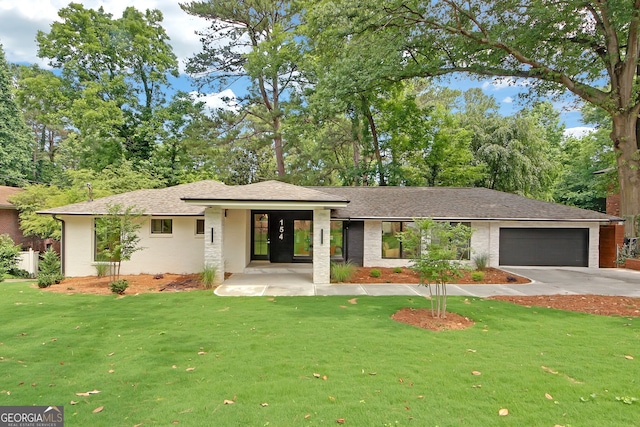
[279,219,285,240]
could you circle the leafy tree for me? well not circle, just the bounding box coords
[36,3,178,168]
[0,44,33,185]
[9,165,163,241]
[95,203,144,281]
[554,104,616,211]
[399,219,473,319]
[304,0,640,229]
[11,64,68,183]
[457,89,558,199]
[181,0,302,177]
[0,234,22,279]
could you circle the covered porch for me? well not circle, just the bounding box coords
[182,181,349,285]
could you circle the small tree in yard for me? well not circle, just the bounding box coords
[0,234,21,282]
[95,203,144,285]
[399,219,473,319]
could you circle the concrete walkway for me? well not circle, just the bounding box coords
[215,266,640,297]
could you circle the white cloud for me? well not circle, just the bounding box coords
[191,89,239,112]
[502,96,513,104]
[0,0,208,71]
[483,77,530,91]
[564,126,595,138]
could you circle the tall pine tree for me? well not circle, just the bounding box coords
[0,44,32,186]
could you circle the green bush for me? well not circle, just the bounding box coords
[473,253,489,271]
[37,274,56,288]
[109,279,129,295]
[393,267,403,274]
[201,264,218,289]
[0,264,5,283]
[369,268,382,278]
[471,271,485,282]
[330,261,356,282]
[39,248,63,283]
[0,234,21,276]
[8,268,31,278]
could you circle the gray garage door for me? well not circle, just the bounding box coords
[499,228,589,267]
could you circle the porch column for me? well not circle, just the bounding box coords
[313,208,331,284]
[204,207,224,284]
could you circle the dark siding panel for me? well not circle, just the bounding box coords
[499,228,589,267]
[346,221,364,267]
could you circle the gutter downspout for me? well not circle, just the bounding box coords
[52,215,65,276]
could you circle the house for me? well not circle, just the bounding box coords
[0,186,24,245]
[39,180,622,284]
[0,185,56,252]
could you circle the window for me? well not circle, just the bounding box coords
[151,218,172,234]
[330,221,344,259]
[94,218,118,262]
[382,222,414,259]
[196,219,205,235]
[294,220,313,257]
[450,222,471,260]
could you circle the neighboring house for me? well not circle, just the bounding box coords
[0,186,24,245]
[39,180,622,284]
[0,185,55,252]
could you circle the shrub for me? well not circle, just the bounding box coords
[473,253,489,271]
[37,274,56,288]
[471,271,485,282]
[95,262,109,278]
[109,279,129,295]
[369,268,382,278]
[201,264,218,289]
[330,261,356,282]
[39,248,63,283]
[0,264,5,283]
[8,268,31,278]
[0,234,21,275]
[393,267,403,274]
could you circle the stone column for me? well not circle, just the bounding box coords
[204,207,224,284]
[313,208,331,284]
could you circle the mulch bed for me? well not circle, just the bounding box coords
[346,267,530,284]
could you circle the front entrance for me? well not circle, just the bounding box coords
[252,211,313,263]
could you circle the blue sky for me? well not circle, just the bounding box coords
[0,0,591,136]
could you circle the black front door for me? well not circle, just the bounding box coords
[251,211,313,263]
[269,214,294,262]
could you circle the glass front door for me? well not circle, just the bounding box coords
[252,213,269,260]
[251,211,314,262]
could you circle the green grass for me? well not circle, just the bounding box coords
[0,282,639,426]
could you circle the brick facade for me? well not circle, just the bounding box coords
[0,186,57,252]
[606,194,620,217]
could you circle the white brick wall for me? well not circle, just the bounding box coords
[204,207,224,284]
[361,220,600,269]
[313,209,331,284]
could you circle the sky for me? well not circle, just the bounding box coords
[0,0,592,136]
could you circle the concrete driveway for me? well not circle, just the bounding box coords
[215,267,640,297]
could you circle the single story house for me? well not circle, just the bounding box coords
[39,180,622,284]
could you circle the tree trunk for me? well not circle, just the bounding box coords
[273,115,285,177]
[612,111,640,236]
[361,99,386,186]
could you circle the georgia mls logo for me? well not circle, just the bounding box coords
[0,406,64,427]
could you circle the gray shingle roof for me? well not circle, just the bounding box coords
[39,180,619,222]
[183,180,348,203]
[309,186,620,222]
[39,180,228,216]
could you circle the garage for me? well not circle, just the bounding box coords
[499,228,589,267]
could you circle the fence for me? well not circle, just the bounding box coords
[17,249,39,277]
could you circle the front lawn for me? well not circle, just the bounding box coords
[0,282,638,426]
